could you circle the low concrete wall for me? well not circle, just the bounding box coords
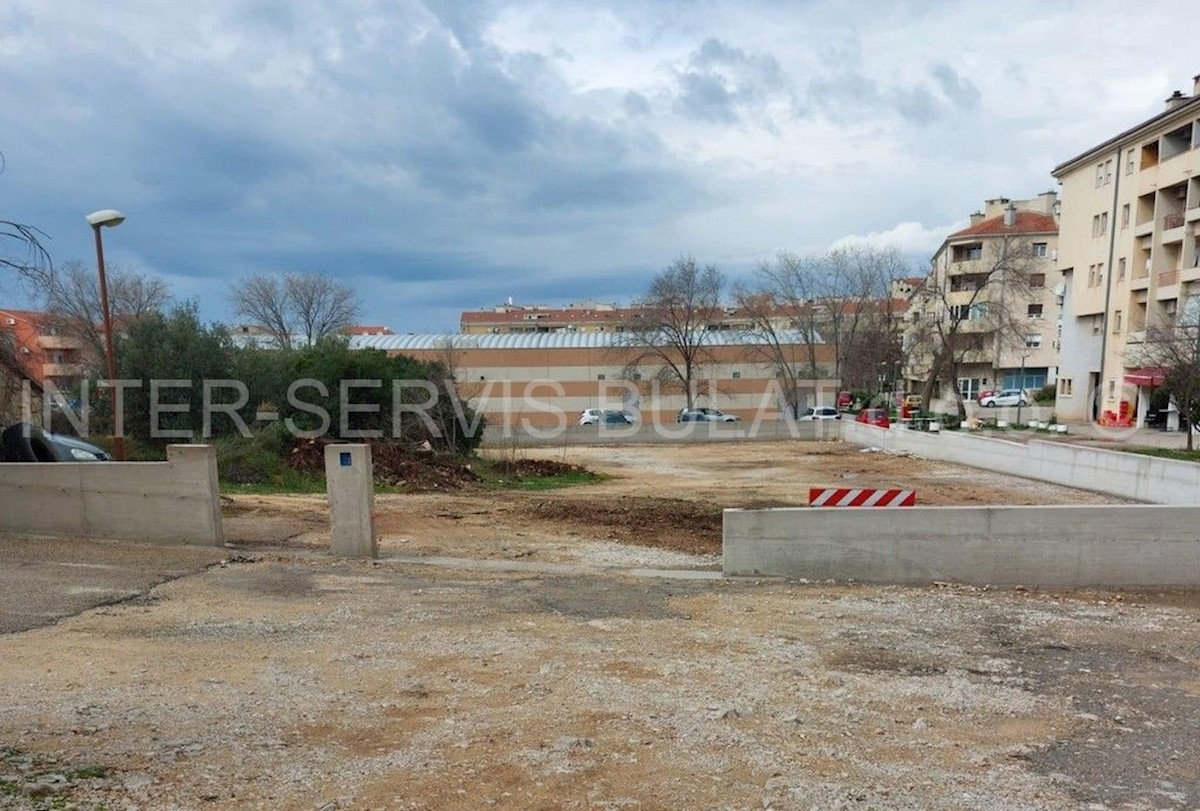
[841,420,1200,505]
[724,505,1200,587]
[481,419,838,447]
[0,444,223,546]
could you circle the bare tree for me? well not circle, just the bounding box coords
[288,273,361,347]
[1134,297,1200,450]
[229,274,293,349]
[229,272,360,349]
[736,246,906,413]
[45,261,172,367]
[905,234,1039,418]
[618,256,725,410]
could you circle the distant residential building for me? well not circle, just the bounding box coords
[903,193,1061,402]
[0,309,85,390]
[461,300,636,334]
[1052,73,1200,425]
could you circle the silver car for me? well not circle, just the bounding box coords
[979,389,1030,407]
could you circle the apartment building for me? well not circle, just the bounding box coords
[353,331,837,426]
[903,194,1061,402]
[1052,75,1200,424]
[0,308,85,390]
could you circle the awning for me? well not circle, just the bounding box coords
[1125,367,1167,386]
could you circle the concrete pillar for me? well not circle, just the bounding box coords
[324,443,377,558]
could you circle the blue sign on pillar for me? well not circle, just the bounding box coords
[340,451,352,467]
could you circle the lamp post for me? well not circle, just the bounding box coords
[86,209,126,461]
[1016,352,1029,427]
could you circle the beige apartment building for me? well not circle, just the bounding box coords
[903,194,1061,402]
[1053,75,1200,425]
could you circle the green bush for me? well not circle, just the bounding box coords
[215,422,289,484]
[936,412,962,431]
[1033,384,1056,404]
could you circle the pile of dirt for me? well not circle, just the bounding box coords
[529,496,723,554]
[286,438,482,491]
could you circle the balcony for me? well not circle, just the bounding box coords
[42,363,83,377]
[37,335,83,350]
[1134,219,1155,237]
[1164,212,1186,230]
[1159,269,1180,287]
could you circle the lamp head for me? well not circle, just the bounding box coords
[86,209,125,228]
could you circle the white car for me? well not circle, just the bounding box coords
[979,389,1030,407]
[676,407,739,423]
[799,406,841,421]
[579,408,634,425]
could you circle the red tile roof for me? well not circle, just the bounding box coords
[949,211,1058,238]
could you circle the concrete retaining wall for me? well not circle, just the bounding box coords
[723,504,1200,587]
[482,419,838,447]
[0,444,223,546]
[841,420,1200,505]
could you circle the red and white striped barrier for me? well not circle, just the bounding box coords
[808,487,915,507]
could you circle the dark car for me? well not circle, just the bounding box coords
[0,423,112,462]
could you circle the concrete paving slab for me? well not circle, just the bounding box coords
[0,533,228,634]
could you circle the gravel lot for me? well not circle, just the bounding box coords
[2,440,1195,810]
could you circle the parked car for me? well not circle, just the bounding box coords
[855,408,891,428]
[799,406,841,421]
[591,411,633,426]
[903,393,923,408]
[979,389,1029,408]
[0,423,112,462]
[836,391,853,408]
[676,407,739,423]
[579,408,634,425]
[975,389,996,403]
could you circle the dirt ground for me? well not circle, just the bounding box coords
[3,440,1197,811]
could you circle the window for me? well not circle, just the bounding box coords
[1101,212,1108,233]
[1105,159,1113,184]
[1027,303,1044,319]
[1024,334,1042,348]
[731,371,741,379]
[1091,315,1104,335]
[1092,215,1101,236]
[1059,377,1074,397]
[1126,149,1135,174]
[1032,242,1048,258]
[1118,258,1127,281]
[597,373,606,380]
[1095,163,1105,186]
[1107,379,1116,399]
[1088,265,1096,287]
[1030,273,1046,288]
[1113,310,1123,333]
[1121,204,1130,228]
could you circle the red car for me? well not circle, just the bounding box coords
[855,408,891,428]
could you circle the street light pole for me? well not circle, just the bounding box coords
[86,209,126,461]
[1016,352,1028,426]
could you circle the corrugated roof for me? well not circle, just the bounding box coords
[351,329,823,352]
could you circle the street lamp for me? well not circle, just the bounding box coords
[1016,352,1030,427]
[86,209,126,461]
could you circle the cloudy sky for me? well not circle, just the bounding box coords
[1,0,1196,332]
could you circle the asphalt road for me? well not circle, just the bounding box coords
[0,534,227,634]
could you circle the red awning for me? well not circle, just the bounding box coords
[1125,367,1167,386]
